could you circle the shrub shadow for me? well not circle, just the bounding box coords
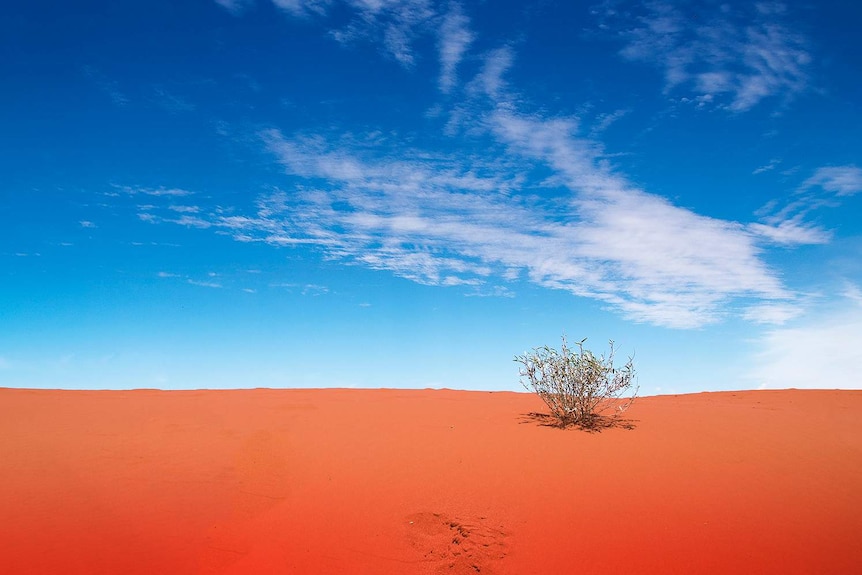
[519,411,637,432]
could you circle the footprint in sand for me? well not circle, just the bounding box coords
[404,512,508,574]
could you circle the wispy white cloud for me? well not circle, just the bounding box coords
[220,1,450,68]
[437,2,473,93]
[843,282,862,305]
[753,158,781,175]
[79,220,96,228]
[137,113,795,328]
[257,0,435,65]
[334,0,436,66]
[742,302,804,325]
[589,109,630,137]
[82,66,129,107]
[747,217,831,245]
[188,279,223,288]
[752,164,861,245]
[747,288,862,389]
[302,284,329,295]
[269,282,330,295]
[114,185,194,197]
[610,1,811,111]
[168,205,201,213]
[465,285,515,298]
[214,0,256,14]
[472,56,793,325]
[129,29,805,329]
[471,46,514,100]
[800,165,862,197]
[152,87,195,113]
[270,0,330,17]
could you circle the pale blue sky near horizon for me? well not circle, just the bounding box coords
[2,0,861,394]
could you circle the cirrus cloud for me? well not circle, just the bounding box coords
[606,1,811,111]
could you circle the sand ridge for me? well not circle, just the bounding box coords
[1,388,861,574]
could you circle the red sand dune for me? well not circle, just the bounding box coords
[1,388,861,574]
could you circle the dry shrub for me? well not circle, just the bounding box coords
[515,336,637,430]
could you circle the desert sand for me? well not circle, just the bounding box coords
[1,387,860,574]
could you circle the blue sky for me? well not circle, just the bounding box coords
[2,0,861,393]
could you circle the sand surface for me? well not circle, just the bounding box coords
[1,387,860,574]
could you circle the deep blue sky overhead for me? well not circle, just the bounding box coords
[2,0,861,393]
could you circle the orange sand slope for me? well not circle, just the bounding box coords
[2,388,861,574]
